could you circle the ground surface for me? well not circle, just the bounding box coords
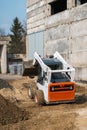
[0,75,87,130]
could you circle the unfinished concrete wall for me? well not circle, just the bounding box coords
[27,0,53,34]
[27,0,87,82]
[27,0,51,59]
[27,0,45,34]
[44,3,87,82]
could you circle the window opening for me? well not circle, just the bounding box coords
[75,0,87,6]
[49,0,67,15]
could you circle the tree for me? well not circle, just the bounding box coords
[8,17,26,54]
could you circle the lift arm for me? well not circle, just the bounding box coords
[54,51,75,81]
[33,52,50,73]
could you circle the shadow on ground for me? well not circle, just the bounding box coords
[75,94,87,104]
[0,79,13,90]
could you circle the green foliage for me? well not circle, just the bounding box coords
[8,17,26,54]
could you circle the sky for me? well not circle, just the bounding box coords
[0,0,26,35]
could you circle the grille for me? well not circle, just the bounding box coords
[50,85,74,92]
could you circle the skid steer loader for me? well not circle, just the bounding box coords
[24,51,76,105]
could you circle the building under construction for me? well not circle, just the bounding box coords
[26,0,87,82]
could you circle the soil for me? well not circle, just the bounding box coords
[0,76,87,130]
[0,94,28,125]
[0,79,29,126]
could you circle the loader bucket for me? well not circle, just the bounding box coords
[22,60,38,77]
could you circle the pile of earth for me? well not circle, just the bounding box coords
[0,94,29,125]
[0,79,29,126]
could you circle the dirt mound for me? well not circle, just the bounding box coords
[0,79,13,89]
[0,77,87,130]
[0,94,29,126]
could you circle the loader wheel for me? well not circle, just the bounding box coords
[28,86,35,99]
[34,90,45,105]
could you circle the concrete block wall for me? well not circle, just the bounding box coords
[27,0,46,34]
[26,0,51,59]
[27,0,87,82]
[44,3,87,82]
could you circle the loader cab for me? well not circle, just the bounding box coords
[37,58,63,79]
[36,58,71,85]
[42,58,71,83]
[51,72,70,83]
[42,58,63,70]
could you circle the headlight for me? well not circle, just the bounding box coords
[70,86,73,90]
[51,87,55,91]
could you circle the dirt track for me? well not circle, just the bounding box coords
[0,77,87,130]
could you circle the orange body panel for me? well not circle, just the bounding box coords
[48,82,76,102]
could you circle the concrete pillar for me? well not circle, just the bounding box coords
[75,0,81,6]
[67,0,75,9]
[0,46,2,73]
[72,0,76,7]
[26,35,29,60]
[45,4,51,17]
[1,44,7,73]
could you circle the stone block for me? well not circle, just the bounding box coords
[71,3,87,22]
[71,36,87,52]
[70,19,87,37]
[44,38,69,55]
[45,24,69,42]
[70,51,87,67]
[45,10,69,28]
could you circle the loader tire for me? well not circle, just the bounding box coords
[34,90,45,105]
[28,86,35,99]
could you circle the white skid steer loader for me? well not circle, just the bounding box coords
[25,51,76,105]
